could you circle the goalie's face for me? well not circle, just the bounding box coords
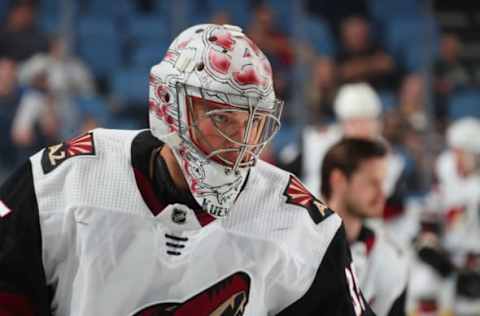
[187,96,278,170]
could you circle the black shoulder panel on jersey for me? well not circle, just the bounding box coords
[0,162,52,315]
[41,132,95,174]
[283,175,333,224]
[131,130,164,176]
[277,225,375,316]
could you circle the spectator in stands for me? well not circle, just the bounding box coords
[247,3,293,78]
[304,57,337,124]
[398,74,428,132]
[0,57,22,179]
[47,36,95,98]
[210,10,232,26]
[46,35,99,138]
[306,0,369,36]
[336,15,400,91]
[435,33,472,92]
[247,3,294,121]
[0,0,48,62]
[11,54,59,159]
[386,74,438,194]
[433,33,473,124]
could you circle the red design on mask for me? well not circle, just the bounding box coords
[211,30,235,51]
[208,49,231,74]
[233,65,264,86]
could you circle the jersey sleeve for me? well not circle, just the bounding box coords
[0,161,51,316]
[277,225,376,316]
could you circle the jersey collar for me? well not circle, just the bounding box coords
[130,130,216,226]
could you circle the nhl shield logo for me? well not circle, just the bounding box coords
[171,208,187,224]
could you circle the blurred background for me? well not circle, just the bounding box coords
[0,0,476,192]
[1,0,480,314]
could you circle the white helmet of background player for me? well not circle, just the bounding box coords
[149,24,283,217]
[334,82,382,139]
[447,117,480,154]
[447,117,480,176]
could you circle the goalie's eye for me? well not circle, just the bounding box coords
[211,113,230,125]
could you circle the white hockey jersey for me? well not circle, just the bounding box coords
[427,170,480,267]
[0,129,375,316]
[350,225,409,316]
[409,154,480,316]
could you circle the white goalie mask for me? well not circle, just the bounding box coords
[148,24,283,217]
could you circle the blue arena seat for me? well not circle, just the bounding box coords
[0,1,9,24]
[82,0,130,18]
[127,15,170,45]
[76,96,111,126]
[76,16,122,78]
[207,0,251,27]
[385,16,439,71]
[368,0,422,23]
[448,89,480,120]
[131,42,169,68]
[110,67,149,106]
[297,15,336,57]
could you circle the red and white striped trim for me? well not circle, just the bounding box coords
[66,133,94,156]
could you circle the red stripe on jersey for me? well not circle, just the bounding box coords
[365,234,376,256]
[68,133,91,144]
[383,202,403,220]
[134,168,216,226]
[133,168,166,216]
[286,176,314,206]
[196,211,215,226]
[65,133,94,157]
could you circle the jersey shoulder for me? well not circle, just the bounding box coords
[225,160,342,261]
[248,160,334,225]
[36,128,142,175]
[30,128,146,216]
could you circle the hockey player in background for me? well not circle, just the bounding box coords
[0,24,375,315]
[284,82,384,195]
[321,138,409,316]
[411,117,480,316]
[278,82,417,247]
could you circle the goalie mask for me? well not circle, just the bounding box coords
[148,24,283,217]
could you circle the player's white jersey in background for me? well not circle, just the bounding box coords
[351,225,409,316]
[409,150,480,316]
